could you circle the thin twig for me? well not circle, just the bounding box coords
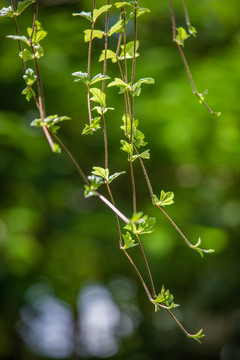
[87,0,96,124]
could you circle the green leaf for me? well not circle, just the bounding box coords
[108,78,131,94]
[120,140,133,159]
[52,143,61,154]
[84,29,104,42]
[99,49,116,62]
[188,329,205,344]
[119,40,140,61]
[72,71,89,85]
[84,175,104,198]
[7,35,30,46]
[132,77,155,96]
[72,11,92,22]
[131,149,150,162]
[34,44,44,59]
[0,6,14,18]
[82,117,101,135]
[154,190,175,207]
[121,114,147,148]
[27,20,47,45]
[30,115,71,130]
[90,88,106,108]
[23,68,37,86]
[189,238,215,258]
[176,27,190,47]
[108,19,124,37]
[153,286,179,310]
[22,86,35,102]
[92,167,109,182]
[114,2,134,9]
[108,171,126,184]
[90,73,111,85]
[188,25,197,37]
[19,49,34,62]
[122,232,137,250]
[16,0,35,16]
[92,106,114,115]
[93,5,112,22]
[125,213,156,235]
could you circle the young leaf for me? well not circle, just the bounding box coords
[132,149,150,162]
[34,44,44,59]
[90,88,106,108]
[108,19,124,37]
[23,68,37,86]
[189,238,215,258]
[92,106,114,115]
[108,78,131,94]
[84,175,104,198]
[19,49,34,62]
[114,2,134,9]
[188,25,197,37]
[90,73,111,85]
[27,20,47,45]
[153,286,179,310]
[176,27,190,47]
[16,0,35,16]
[52,143,61,154]
[72,71,89,85]
[72,11,92,22]
[93,5,112,22]
[154,190,174,207]
[132,77,155,96]
[22,86,35,102]
[122,232,137,250]
[7,35,30,46]
[120,140,133,159]
[92,167,109,182]
[31,115,71,130]
[99,49,116,62]
[187,329,205,344]
[125,213,156,235]
[108,171,126,184]
[119,40,140,61]
[121,115,147,148]
[0,6,14,18]
[82,117,101,135]
[84,29,104,42]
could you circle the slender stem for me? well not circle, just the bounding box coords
[102,112,108,170]
[136,234,156,297]
[87,0,96,124]
[183,0,191,30]
[101,1,110,170]
[129,160,137,213]
[169,0,218,115]
[11,0,39,109]
[106,182,123,248]
[123,249,153,301]
[166,309,189,337]
[50,130,90,186]
[97,192,130,224]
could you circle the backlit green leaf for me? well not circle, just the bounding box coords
[16,0,35,16]
[187,329,205,344]
[153,286,179,310]
[72,71,89,85]
[7,35,30,46]
[90,88,106,108]
[19,49,34,62]
[108,19,124,37]
[108,171,126,184]
[93,5,112,22]
[92,167,109,181]
[90,73,111,85]
[176,27,190,47]
[23,68,37,86]
[84,175,104,198]
[72,11,92,22]
[84,29,104,42]
[22,86,35,102]
[154,190,174,207]
[82,117,101,135]
[122,232,137,250]
[27,20,47,45]
[120,140,133,159]
[99,49,116,62]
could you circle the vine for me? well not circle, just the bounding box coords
[0,0,219,344]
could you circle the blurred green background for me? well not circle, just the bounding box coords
[0,0,240,359]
